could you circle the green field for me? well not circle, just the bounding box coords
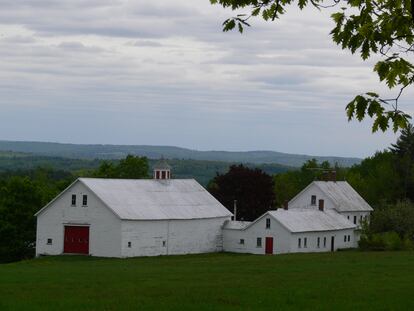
[1,251,413,311]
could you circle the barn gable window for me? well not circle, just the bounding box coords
[311,195,316,205]
[47,238,53,245]
[71,194,76,206]
[266,218,271,229]
[239,239,245,245]
[257,238,262,247]
[82,195,88,206]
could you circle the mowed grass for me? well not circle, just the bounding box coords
[1,251,414,311]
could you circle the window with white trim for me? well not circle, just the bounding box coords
[47,238,53,245]
[257,237,262,247]
[239,239,245,245]
[71,194,76,206]
[298,238,302,248]
[266,218,271,229]
[311,195,317,205]
[304,237,307,248]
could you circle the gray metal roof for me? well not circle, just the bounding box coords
[223,220,252,230]
[313,181,373,212]
[79,178,232,220]
[268,209,356,233]
[268,208,356,232]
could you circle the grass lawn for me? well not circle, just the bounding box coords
[1,251,414,311]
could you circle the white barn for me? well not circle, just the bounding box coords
[222,180,372,255]
[35,163,232,258]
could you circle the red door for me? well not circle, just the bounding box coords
[64,226,89,254]
[265,237,273,254]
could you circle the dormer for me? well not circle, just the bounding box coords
[153,158,171,180]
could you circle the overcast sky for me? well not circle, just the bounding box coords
[0,0,411,157]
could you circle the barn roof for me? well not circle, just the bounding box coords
[313,181,373,212]
[78,178,232,220]
[289,181,373,212]
[268,209,356,233]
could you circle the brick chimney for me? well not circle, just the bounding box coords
[283,200,289,210]
[330,170,337,182]
[318,199,324,211]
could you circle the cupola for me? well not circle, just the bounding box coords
[153,158,171,180]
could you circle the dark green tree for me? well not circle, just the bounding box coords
[92,155,149,179]
[208,164,275,221]
[0,177,43,263]
[211,0,413,132]
[390,124,414,200]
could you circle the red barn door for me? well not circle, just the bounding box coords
[64,226,89,254]
[265,237,273,254]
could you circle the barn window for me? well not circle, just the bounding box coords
[304,237,307,248]
[317,237,320,248]
[71,194,76,206]
[161,171,166,179]
[360,215,363,224]
[353,216,357,224]
[344,235,347,242]
[348,235,351,242]
[127,242,132,248]
[311,195,316,205]
[163,241,166,247]
[298,238,302,248]
[266,218,271,229]
[47,238,53,245]
[257,238,262,247]
[347,215,350,220]
[239,239,245,245]
[82,195,88,206]
[323,237,327,248]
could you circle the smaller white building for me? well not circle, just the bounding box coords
[223,180,372,255]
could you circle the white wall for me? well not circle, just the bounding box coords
[36,181,122,258]
[289,184,336,210]
[223,215,292,255]
[290,228,356,252]
[223,214,357,255]
[121,217,230,257]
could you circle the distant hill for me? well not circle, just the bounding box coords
[0,140,361,167]
[0,152,290,186]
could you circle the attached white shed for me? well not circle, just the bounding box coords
[35,176,232,258]
[223,208,356,255]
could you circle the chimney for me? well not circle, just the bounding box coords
[318,199,324,211]
[331,170,337,182]
[232,200,237,221]
[283,200,289,210]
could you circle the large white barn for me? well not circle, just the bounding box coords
[222,181,373,254]
[35,163,232,258]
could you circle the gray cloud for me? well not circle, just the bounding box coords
[0,0,402,157]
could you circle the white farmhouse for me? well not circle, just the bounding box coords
[288,181,373,228]
[222,180,372,255]
[35,162,232,258]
